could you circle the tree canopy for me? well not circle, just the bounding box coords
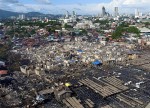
[64,23,73,29]
[79,29,87,35]
[112,24,140,39]
[93,19,109,25]
[127,26,140,36]
[0,44,10,61]
[112,26,123,39]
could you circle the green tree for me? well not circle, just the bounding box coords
[0,44,9,61]
[79,29,87,35]
[144,22,150,28]
[64,23,73,29]
[47,28,55,33]
[30,29,36,35]
[112,26,123,39]
[120,22,129,27]
[93,19,109,25]
[112,24,140,39]
[127,26,140,37]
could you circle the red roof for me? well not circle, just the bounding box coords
[0,70,8,75]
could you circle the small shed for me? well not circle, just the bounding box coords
[54,87,72,101]
[0,65,8,75]
[0,61,5,66]
[77,49,83,53]
[127,51,139,60]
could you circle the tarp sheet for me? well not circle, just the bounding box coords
[92,60,102,65]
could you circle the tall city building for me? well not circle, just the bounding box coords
[72,11,76,18]
[114,7,119,17]
[102,6,106,17]
[135,9,140,18]
[18,14,25,20]
[65,11,69,18]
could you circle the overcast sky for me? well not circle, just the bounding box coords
[0,0,149,14]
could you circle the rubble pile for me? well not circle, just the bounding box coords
[0,72,55,107]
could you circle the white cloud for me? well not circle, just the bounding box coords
[123,0,150,4]
[34,0,51,4]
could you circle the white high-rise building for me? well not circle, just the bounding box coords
[114,7,119,17]
[18,14,25,20]
[135,9,139,18]
[65,11,69,18]
[102,6,106,17]
[72,11,76,18]
[140,12,142,17]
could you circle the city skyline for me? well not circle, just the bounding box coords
[0,0,149,15]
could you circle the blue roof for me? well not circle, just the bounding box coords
[69,60,76,64]
[92,60,102,65]
[77,49,83,53]
[0,31,4,35]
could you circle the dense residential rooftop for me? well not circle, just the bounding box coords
[0,12,150,107]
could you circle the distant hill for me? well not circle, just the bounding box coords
[0,9,58,19]
[25,12,44,17]
[0,9,20,19]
